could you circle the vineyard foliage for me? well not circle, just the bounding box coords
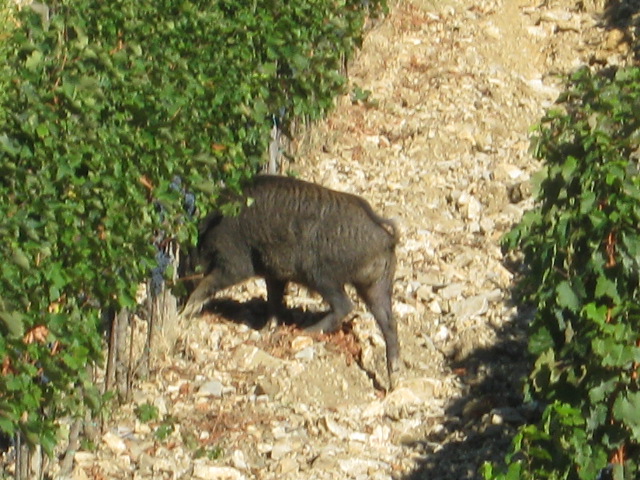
[0,0,387,451]
[486,66,640,479]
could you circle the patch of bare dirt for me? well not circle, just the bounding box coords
[58,0,639,479]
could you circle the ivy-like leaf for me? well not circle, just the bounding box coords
[613,391,640,441]
[25,49,43,71]
[11,248,30,270]
[0,311,25,338]
[592,337,640,367]
[595,275,620,303]
[583,302,608,326]
[556,281,580,312]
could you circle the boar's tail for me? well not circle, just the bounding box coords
[379,216,401,243]
[359,199,400,244]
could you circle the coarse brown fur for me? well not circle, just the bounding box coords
[181,175,400,387]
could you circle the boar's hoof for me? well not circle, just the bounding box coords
[303,313,341,334]
[388,370,401,391]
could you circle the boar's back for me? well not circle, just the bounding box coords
[195,176,398,285]
[222,175,398,283]
[246,175,396,242]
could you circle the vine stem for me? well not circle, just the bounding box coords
[605,230,616,268]
[632,338,640,381]
[611,443,626,465]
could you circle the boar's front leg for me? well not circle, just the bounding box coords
[180,272,218,319]
[180,268,243,319]
[305,284,353,333]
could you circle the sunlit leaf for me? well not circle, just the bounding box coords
[556,281,580,312]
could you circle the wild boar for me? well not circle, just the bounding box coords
[181,175,400,387]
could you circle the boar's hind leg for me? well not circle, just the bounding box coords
[265,278,286,324]
[356,278,400,389]
[305,284,353,334]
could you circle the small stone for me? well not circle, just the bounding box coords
[271,424,287,439]
[294,346,315,361]
[395,301,417,315]
[321,416,350,439]
[484,289,503,302]
[428,299,442,314]
[271,440,294,460]
[493,163,524,182]
[479,217,495,234]
[255,378,280,397]
[491,407,526,425]
[527,77,561,98]
[153,396,168,416]
[383,387,423,420]
[433,325,449,342]
[465,196,482,220]
[604,28,625,51]
[338,458,388,475]
[439,282,465,300]
[277,457,299,474]
[416,269,445,286]
[451,295,488,320]
[462,395,498,420]
[291,335,314,351]
[483,21,501,40]
[416,284,431,301]
[73,451,95,466]
[508,181,531,203]
[72,464,91,480]
[102,431,126,454]
[370,424,391,445]
[152,457,176,473]
[134,419,152,435]
[138,453,155,474]
[127,439,154,462]
[540,8,572,23]
[397,377,439,399]
[233,345,285,370]
[192,462,247,480]
[197,379,224,397]
[256,443,273,454]
[231,450,248,470]
[348,431,368,442]
[310,447,341,472]
[526,25,549,39]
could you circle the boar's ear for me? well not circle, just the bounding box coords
[198,211,224,238]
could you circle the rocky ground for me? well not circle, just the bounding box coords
[18,0,640,479]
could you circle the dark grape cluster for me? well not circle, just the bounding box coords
[150,248,172,296]
[170,175,196,218]
[184,192,196,218]
[596,465,613,480]
[149,176,196,297]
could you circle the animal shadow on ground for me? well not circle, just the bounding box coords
[403,305,536,480]
[200,295,388,391]
[201,297,327,331]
